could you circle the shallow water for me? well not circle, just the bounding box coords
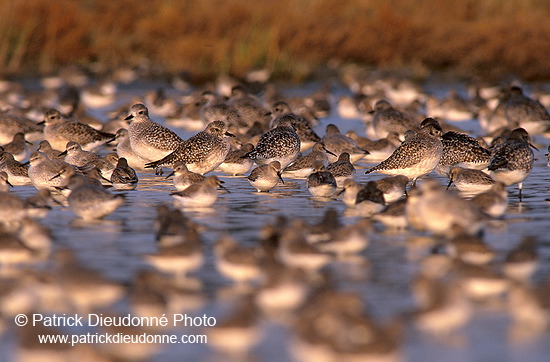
[2,80,550,361]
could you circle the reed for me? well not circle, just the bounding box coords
[0,0,548,81]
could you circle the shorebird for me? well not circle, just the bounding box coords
[326,152,355,187]
[365,118,443,185]
[164,162,205,191]
[283,142,336,178]
[0,151,30,185]
[145,120,233,175]
[110,157,139,190]
[40,109,115,151]
[321,124,369,163]
[447,166,495,195]
[65,174,125,219]
[59,141,101,168]
[247,161,284,192]
[217,143,255,176]
[171,175,226,208]
[27,151,75,190]
[114,128,150,171]
[243,114,301,169]
[435,131,491,177]
[125,103,184,169]
[306,161,337,198]
[488,127,535,200]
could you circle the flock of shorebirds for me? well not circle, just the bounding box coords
[1,68,550,360]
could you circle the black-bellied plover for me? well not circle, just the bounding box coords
[110,157,138,190]
[447,166,495,195]
[59,141,101,168]
[488,127,535,200]
[171,175,226,208]
[0,151,30,185]
[145,120,233,175]
[306,160,337,197]
[435,130,491,177]
[65,174,125,220]
[114,128,150,171]
[269,101,321,151]
[321,124,369,163]
[247,161,284,192]
[243,114,300,169]
[365,118,443,185]
[218,143,255,176]
[40,109,115,151]
[326,152,356,187]
[165,162,205,191]
[283,142,336,178]
[124,103,184,169]
[27,151,76,190]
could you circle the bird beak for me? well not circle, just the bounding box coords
[323,146,337,157]
[58,150,68,157]
[49,171,65,181]
[6,179,13,188]
[164,171,175,180]
[446,178,453,190]
[264,111,272,117]
[25,140,33,145]
[529,143,539,151]
[336,188,345,196]
[219,184,231,193]
[225,131,236,137]
[124,114,134,121]
[37,120,46,125]
[277,172,285,184]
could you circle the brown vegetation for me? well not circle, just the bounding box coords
[0,0,549,81]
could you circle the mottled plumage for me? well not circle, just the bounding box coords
[365,118,443,184]
[488,127,534,199]
[41,109,115,151]
[244,115,301,169]
[326,152,356,187]
[125,103,184,164]
[322,124,369,163]
[145,120,232,174]
[0,151,30,185]
[447,167,495,194]
[436,131,491,176]
[283,142,336,178]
